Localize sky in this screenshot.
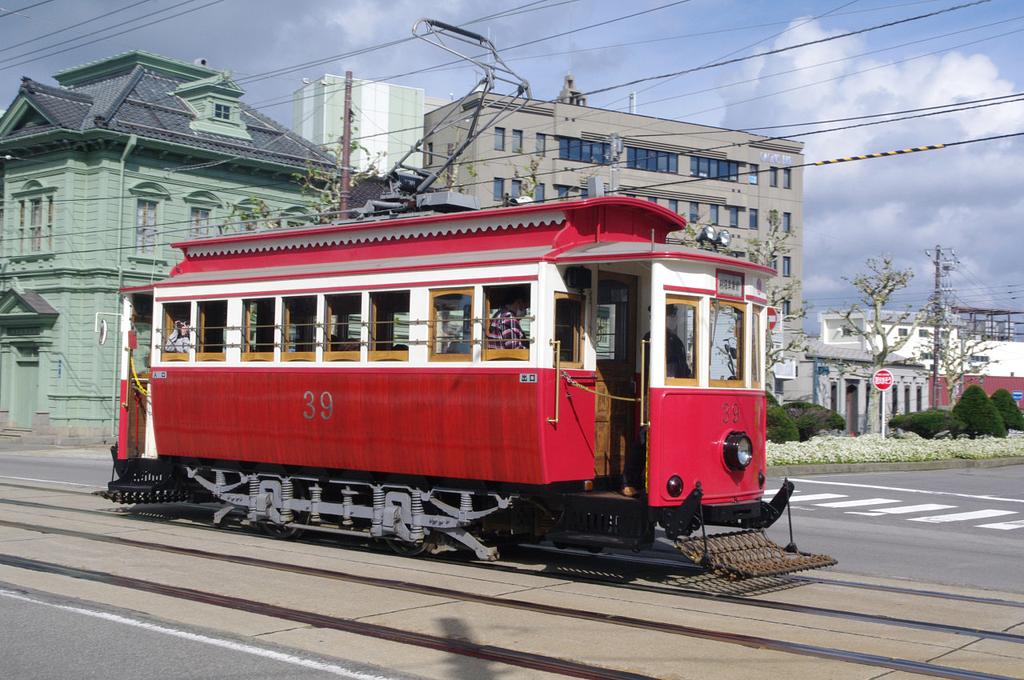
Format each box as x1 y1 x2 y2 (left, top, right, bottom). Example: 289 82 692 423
1 0 1022 328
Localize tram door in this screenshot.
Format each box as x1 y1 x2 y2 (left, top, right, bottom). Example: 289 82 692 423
594 273 637 479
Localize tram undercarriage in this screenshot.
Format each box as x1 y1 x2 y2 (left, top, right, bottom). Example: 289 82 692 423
104 456 836 578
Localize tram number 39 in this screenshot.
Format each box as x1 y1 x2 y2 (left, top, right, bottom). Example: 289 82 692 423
722 402 741 424
302 390 334 421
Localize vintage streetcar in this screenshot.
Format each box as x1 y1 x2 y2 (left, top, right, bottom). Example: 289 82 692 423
106 196 834 578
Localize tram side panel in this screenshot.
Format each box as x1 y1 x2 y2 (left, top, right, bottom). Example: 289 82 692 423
647 388 767 508
150 366 598 485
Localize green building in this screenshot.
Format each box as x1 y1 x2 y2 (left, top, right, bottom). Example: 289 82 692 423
0 51 330 443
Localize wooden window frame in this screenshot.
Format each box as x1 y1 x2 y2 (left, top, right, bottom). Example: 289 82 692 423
161 303 191 362
324 293 362 362
665 295 700 387
429 287 474 362
369 290 410 362
483 284 530 362
751 305 763 389
553 292 584 369
241 298 276 362
281 295 317 362
708 299 746 388
196 300 227 362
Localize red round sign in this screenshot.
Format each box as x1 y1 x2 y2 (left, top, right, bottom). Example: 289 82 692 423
872 369 895 391
767 307 779 331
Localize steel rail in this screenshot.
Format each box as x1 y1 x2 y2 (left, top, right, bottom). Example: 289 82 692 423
0 518 1020 679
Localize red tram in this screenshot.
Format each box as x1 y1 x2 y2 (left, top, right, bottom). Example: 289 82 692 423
107 196 831 577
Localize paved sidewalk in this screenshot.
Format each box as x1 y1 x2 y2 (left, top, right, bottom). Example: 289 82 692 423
0 444 111 460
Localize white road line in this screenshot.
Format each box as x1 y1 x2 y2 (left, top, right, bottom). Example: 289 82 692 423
789 478 1024 504
0 475 94 487
909 509 1017 524
816 498 900 508
787 493 846 503
0 589 395 680
976 519 1024 530
872 504 957 515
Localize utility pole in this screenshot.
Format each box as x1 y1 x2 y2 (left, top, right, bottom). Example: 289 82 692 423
925 245 958 408
608 132 623 194
339 70 353 214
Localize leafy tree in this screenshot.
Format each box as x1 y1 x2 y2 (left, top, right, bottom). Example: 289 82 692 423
831 256 921 433
767 405 800 443
990 389 1024 431
952 385 1006 438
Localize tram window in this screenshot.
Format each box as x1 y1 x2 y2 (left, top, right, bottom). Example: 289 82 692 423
665 297 698 385
325 293 362 361
709 300 745 386
131 294 153 371
596 279 630 362
484 284 530 361
553 292 583 367
370 290 410 361
196 300 227 361
161 302 191 361
282 296 317 361
242 298 275 361
752 306 763 388
430 288 473 361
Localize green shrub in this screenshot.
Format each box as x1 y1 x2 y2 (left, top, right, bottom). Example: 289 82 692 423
953 385 1007 439
767 405 799 443
889 409 965 439
766 390 780 407
784 401 846 441
990 389 1024 431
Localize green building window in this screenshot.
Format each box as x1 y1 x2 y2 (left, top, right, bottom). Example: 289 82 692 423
136 199 158 254
190 207 211 238
214 103 231 120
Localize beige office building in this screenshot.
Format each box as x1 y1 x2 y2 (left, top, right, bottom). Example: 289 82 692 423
422 76 805 326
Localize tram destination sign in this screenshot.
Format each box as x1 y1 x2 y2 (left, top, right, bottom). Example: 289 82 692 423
872 369 895 391
716 269 744 301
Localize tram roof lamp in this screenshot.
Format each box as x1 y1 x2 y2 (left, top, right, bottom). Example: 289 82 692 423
716 229 732 249
696 225 717 246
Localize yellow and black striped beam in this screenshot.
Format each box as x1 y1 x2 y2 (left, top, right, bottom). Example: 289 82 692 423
814 144 946 165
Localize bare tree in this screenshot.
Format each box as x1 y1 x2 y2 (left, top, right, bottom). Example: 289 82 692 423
916 321 994 405
297 135 383 223
832 256 921 432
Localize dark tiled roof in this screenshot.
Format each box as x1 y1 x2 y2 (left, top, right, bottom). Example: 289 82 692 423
2 58 331 171
19 291 59 316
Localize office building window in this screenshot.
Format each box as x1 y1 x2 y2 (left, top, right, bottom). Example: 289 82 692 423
749 208 759 229
783 168 792 189
558 136 609 164
668 199 678 213
511 129 523 153
689 156 739 181
535 133 546 154
728 206 739 228
783 212 792 232
492 178 505 202
494 127 506 151
627 147 678 173
769 167 778 187
782 256 791 277
782 299 791 315
689 202 699 223
709 204 719 225
648 196 658 204
534 183 545 201
510 179 522 199
555 184 571 199
748 163 759 185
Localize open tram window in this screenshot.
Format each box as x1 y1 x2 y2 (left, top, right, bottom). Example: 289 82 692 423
430 288 473 361
282 295 317 361
751 306 763 388
325 293 362 361
130 293 153 371
196 300 227 361
242 298 275 361
665 296 698 385
553 292 583 368
596 278 630 362
484 284 531 361
709 300 745 386
161 301 191 361
370 290 409 361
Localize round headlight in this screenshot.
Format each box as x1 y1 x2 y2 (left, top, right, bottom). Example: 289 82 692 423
724 432 754 471
666 475 684 497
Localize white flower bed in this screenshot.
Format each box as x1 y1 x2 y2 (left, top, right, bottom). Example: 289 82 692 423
767 433 1024 466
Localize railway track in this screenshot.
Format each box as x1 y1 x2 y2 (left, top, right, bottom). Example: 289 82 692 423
0 516 1020 680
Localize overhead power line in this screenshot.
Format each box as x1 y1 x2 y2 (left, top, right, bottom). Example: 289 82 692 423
0 0 55 19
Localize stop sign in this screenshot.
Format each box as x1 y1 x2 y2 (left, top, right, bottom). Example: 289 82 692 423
767 307 779 330
872 369 895 391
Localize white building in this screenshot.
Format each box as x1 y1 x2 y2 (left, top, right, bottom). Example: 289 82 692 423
292 75 447 172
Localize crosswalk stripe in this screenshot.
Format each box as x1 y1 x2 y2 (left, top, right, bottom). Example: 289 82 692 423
976 519 1024 530
909 509 1017 523
816 498 900 508
870 504 956 515
788 493 847 503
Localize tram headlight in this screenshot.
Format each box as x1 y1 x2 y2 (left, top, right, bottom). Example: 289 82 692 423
666 475 684 497
723 432 753 471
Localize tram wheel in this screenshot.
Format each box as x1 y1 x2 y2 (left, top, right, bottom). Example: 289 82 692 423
385 538 427 557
